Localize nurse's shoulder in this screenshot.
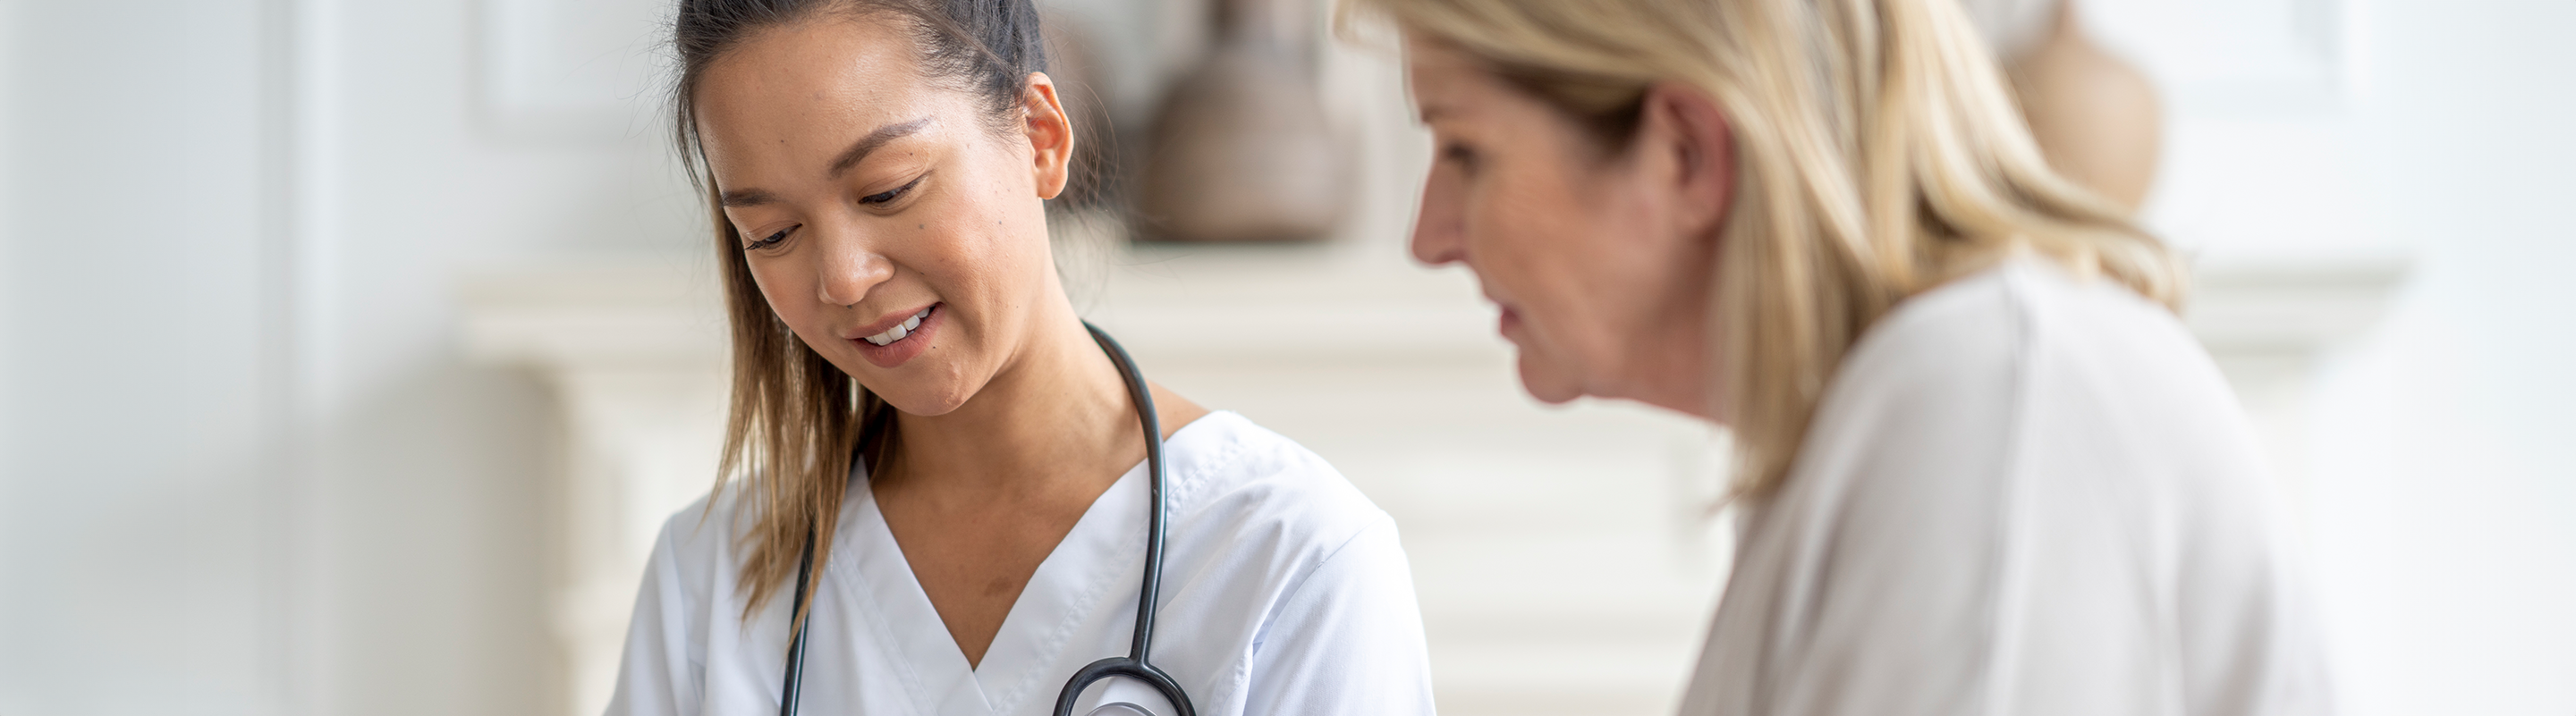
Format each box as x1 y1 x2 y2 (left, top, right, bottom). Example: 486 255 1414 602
1160 410 1396 573
1155 410 1434 713
606 483 765 715
632 485 759 619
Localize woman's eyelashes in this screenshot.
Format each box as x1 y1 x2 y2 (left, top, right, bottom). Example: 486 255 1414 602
860 173 927 206
745 225 794 251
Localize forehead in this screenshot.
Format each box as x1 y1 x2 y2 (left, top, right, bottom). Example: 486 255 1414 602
692 17 949 174
1402 33 1512 121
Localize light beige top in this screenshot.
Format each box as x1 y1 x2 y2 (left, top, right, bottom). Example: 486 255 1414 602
1680 259 2334 715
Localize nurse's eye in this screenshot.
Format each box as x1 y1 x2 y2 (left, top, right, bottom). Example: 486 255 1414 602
861 174 926 206
744 226 793 251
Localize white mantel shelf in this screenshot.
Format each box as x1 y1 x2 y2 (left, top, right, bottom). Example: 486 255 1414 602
2186 254 2411 354
466 248 2409 368
462 247 2406 716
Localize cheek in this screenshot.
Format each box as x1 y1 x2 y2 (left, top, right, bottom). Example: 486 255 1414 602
1595 178 1714 331
1468 171 1574 290
1448 173 1614 405
1478 171 1618 337
888 146 1059 369
744 255 834 344
927 164 1051 304
743 255 801 318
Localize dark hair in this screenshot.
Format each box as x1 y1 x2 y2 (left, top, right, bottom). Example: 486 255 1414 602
667 0 1052 620
674 0 1047 174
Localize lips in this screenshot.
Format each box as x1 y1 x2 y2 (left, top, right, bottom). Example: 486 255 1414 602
1478 282 1516 335
860 307 931 346
848 303 942 369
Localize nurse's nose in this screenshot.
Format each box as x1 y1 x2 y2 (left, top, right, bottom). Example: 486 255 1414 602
814 229 894 307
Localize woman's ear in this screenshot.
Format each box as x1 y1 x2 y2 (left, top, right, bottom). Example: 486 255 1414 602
1639 82 1737 237
1021 72 1074 200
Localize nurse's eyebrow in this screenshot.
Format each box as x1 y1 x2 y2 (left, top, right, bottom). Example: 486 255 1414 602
826 116 934 179
719 188 779 208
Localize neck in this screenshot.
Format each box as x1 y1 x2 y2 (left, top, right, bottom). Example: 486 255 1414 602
1624 273 1720 421
1630 345 1716 421
878 297 1143 505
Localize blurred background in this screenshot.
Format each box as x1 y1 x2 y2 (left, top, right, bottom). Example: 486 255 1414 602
0 0 2569 714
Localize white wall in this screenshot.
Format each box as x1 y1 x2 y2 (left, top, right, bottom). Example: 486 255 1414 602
0 1 286 712
287 0 704 712
2085 0 2576 712
0 0 696 713
2302 1 2576 712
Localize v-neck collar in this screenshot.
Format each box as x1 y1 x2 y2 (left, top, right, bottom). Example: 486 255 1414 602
834 457 1155 716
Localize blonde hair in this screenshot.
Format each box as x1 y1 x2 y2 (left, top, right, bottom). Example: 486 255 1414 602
1343 0 2185 498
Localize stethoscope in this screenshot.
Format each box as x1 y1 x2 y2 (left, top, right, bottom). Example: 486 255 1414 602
777 322 1198 716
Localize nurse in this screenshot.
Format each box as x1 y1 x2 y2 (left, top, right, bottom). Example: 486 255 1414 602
1350 0 2334 713
605 1 1436 714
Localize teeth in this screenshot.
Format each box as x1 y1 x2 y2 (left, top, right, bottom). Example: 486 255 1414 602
862 307 934 346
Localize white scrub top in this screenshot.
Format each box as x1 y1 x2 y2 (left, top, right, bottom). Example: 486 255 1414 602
1680 259 2334 716
606 411 1436 716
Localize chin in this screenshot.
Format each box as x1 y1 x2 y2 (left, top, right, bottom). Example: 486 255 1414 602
860 378 976 417
1514 354 1584 405
831 357 976 417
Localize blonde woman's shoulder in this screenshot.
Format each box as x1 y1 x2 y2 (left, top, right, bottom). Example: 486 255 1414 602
1843 256 2214 394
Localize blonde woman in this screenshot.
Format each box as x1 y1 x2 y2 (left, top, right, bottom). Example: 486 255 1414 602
1343 0 2332 713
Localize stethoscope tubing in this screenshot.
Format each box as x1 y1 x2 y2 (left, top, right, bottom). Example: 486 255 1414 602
781 529 816 715
1052 322 1196 716
775 323 1196 716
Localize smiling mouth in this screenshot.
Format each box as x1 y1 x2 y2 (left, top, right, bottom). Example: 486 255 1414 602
860 307 933 346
